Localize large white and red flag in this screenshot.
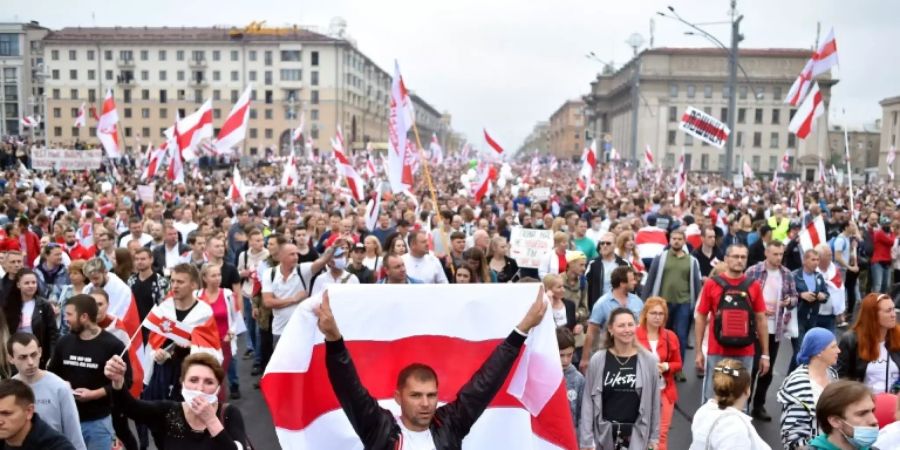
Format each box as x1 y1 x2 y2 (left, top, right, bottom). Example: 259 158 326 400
799 216 826 253
364 154 377 180
228 166 247 203
97 89 121 158
472 163 492 203
429 133 444 165
643 145 654 168
292 111 306 144
20 115 40 128
820 262 846 316
635 225 669 261
214 84 252 155
788 82 824 140
387 61 415 193
673 151 687 207
282 156 300 187
74 102 87 128
811 28 839 77
785 59 814 107
87 273 143 396
261 284 576 450
332 127 366 202
144 298 222 384
175 99 213 161
166 136 185 184
141 145 166 181
577 140 598 195
483 129 505 155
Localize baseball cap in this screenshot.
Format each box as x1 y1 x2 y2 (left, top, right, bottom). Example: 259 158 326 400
352 242 365 251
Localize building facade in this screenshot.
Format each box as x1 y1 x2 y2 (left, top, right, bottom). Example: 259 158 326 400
0 22 50 137
519 121 550 154
410 92 442 148
584 47 832 175
548 99 585 159
827 125 880 179
881 96 900 181
41 24 428 156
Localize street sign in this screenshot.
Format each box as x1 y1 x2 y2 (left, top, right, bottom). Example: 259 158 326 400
679 106 731 149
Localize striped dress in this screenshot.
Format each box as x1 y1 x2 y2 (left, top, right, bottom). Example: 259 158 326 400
776 365 838 450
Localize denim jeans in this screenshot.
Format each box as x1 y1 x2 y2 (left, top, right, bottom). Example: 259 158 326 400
702 354 754 410
243 296 257 354
666 302 692 363
871 262 891 295
81 415 114 450
228 345 239 389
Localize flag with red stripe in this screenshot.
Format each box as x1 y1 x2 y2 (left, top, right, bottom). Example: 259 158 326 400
788 82 824 140
261 284 576 450
89 273 144 396
799 216 826 253
483 128 505 155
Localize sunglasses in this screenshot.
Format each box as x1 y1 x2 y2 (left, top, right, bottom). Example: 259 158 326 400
598 242 613 246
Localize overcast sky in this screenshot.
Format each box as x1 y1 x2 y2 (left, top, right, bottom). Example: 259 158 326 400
5 0 898 153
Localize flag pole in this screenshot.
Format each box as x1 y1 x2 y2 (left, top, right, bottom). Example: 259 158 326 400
842 108 855 218
409 123 454 275
120 326 142 358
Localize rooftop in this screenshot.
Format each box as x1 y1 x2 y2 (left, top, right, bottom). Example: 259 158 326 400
43 26 340 44
643 47 813 58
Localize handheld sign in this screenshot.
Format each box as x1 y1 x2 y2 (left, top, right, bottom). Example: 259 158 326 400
679 106 731 149
509 227 553 269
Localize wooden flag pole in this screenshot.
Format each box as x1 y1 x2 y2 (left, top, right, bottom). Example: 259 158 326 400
409 123 454 276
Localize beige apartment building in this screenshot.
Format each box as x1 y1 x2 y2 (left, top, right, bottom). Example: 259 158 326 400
584 47 833 176
0 22 50 137
881 96 900 180
827 125 880 180
548 99 585 159
41 24 444 157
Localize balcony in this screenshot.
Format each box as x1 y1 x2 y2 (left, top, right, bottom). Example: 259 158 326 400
117 59 135 68
116 75 136 87
189 79 209 88
188 58 207 68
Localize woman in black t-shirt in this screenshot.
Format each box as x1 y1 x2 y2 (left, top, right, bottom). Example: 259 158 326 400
580 307 660 450
106 352 250 450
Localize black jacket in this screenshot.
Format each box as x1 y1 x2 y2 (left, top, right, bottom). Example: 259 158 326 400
151 242 190 274
837 331 900 389
2 413 75 449
325 330 527 450
748 240 766 269
585 255 629 312
346 263 375 284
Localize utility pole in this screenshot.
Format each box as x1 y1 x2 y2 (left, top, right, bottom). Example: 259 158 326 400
724 0 743 177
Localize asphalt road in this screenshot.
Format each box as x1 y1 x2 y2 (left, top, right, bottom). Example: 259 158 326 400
223 331 792 450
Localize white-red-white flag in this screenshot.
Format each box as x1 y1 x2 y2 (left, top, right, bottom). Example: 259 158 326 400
577 140 598 196
796 188 805 215
282 157 300 187
811 28 839 77
819 159 827 184
20 115 40 128
145 299 223 376
292 111 305 143
175 99 213 161
97 89 121 158
821 262 846 315
260 285 575 450
364 188 382 232
785 59 814 107
799 216 826 253
214 84 252 155
387 61 415 193
332 127 366 202
228 166 246 203
788 82 824 140
743 161 755 179
636 225 669 261
643 145 654 167
483 128 505 155
429 133 444 165
674 151 687 206
166 127 185 184
472 163 492 203
74 102 87 128
365 154 377 180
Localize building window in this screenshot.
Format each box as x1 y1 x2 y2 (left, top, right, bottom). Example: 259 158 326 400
770 132 779 148
70 107 78 117
789 108 797 121
754 108 763 124
773 86 783 101
753 132 762 147
769 156 777 171
140 50 148 61
752 155 761 170
51 49 59 60
212 50 220 61
141 70 149 81
701 153 709 170
70 89 78 100
159 70 167 81
194 90 202 103
69 69 77 80
720 107 728 122
249 71 256 82
71 127 79 137
264 109 273 119
722 85 731 99
141 108 150 118
104 50 113 60
120 50 133 61
88 89 96 102
704 85 712 98
177 71 185 81
87 69 95 80
687 84 696 98
311 109 319 120
51 69 59 80
231 90 239 102
159 50 167 61
311 71 319 86
0 35 21 56
249 128 257 139
249 50 257 61
668 130 677 145
213 90 220 101
311 51 319 66
685 134 694 146
213 109 221 120
788 133 796 148
52 88 60 100
264 51 273 66
739 85 748 99
264 90 273 104
281 50 301 62
310 126 319 139
105 70 113 80
123 108 132 119
249 109 257 119
668 106 677 122
160 108 167 119
231 50 238 61
311 90 319 104
265 128 273 139
68 50 77 60
737 108 746 124
53 107 61 118
176 50 184 61
280 69 301 81
736 131 743 147
212 71 220 81
265 71 273 85
755 87 765 100
87 50 95 60
54 126 62 137
669 84 678 97
159 90 167 103
124 127 132 138
772 109 781 124
141 89 149 100
231 71 239 82
141 127 150 137
192 50 204 62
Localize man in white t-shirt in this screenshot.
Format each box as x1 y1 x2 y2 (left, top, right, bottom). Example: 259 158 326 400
744 240 797 422
311 241 359 295
262 243 332 346
402 230 448 284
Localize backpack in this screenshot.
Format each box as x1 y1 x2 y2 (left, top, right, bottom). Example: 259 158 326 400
711 275 756 348
269 263 321 294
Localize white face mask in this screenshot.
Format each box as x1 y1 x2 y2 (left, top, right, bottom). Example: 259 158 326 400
182 387 219 404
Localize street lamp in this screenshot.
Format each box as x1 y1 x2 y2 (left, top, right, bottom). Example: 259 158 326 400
658 1 743 177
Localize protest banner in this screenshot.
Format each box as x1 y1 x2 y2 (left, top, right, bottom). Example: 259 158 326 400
678 106 731 149
509 227 553 269
31 148 103 170
530 187 550 201
137 184 155 203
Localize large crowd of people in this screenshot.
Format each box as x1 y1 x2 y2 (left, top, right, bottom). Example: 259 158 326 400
4 132 900 449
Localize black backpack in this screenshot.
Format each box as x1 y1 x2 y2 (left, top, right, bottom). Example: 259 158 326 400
711 275 756 348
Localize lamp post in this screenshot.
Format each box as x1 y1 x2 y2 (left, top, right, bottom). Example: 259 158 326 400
658 1 743 177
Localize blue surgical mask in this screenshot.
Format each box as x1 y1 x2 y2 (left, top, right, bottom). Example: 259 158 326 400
841 421 878 448
333 258 348 270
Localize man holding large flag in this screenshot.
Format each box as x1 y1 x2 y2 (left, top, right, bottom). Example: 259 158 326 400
314 287 553 449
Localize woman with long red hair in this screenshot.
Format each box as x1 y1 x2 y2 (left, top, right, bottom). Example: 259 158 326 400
837 293 900 394
636 296 681 450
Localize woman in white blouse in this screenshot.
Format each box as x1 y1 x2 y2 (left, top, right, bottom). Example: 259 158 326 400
689 359 771 450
